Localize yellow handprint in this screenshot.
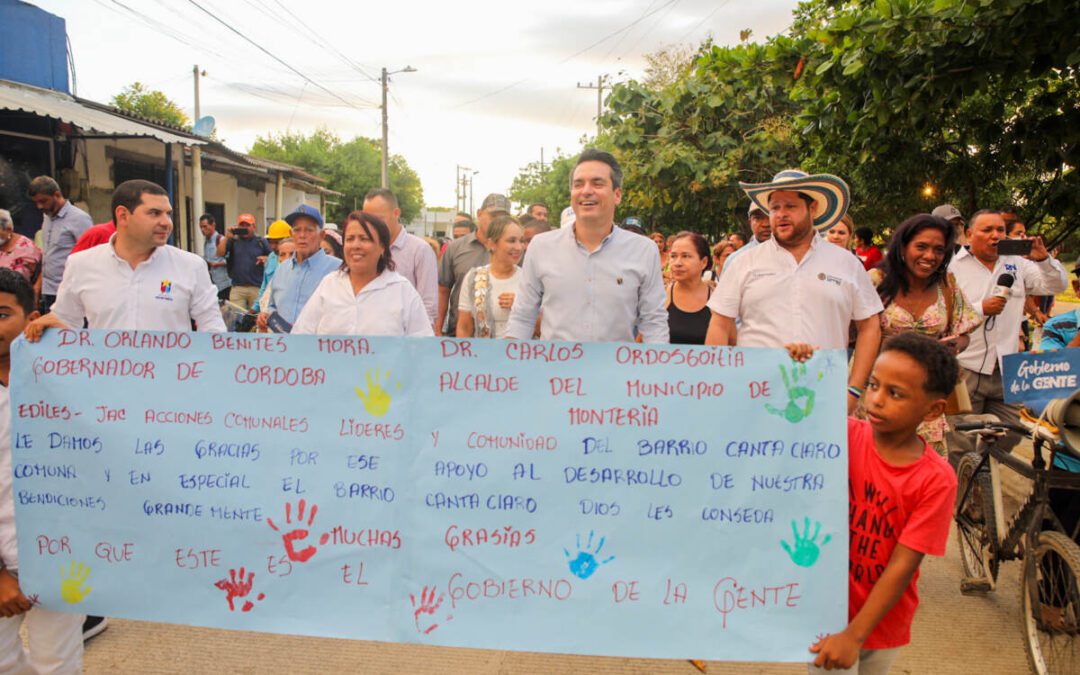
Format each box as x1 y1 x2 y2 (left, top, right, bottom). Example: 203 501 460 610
355 369 398 418
60 561 92 604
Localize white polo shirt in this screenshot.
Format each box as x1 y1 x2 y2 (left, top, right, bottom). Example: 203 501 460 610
949 249 1067 374
51 237 226 332
708 236 882 349
291 269 434 337
0 386 15 570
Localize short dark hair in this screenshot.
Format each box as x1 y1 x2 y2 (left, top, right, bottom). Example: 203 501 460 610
880 332 959 398
364 188 398 209
528 202 548 213
854 226 875 245
671 231 712 271
28 176 61 197
343 211 395 274
112 180 168 221
966 209 1000 231
453 219 476 232
524 220 551 235
1006 219 1027 236
573 148 622 190
0 268 35 315
199 213 216 225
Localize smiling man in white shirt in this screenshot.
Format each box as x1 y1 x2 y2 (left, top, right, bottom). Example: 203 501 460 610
705 170 882 414
946 209 1067 456
505 149 668 343
25 180 226 338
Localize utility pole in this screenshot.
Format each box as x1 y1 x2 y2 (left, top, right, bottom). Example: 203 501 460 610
469 170 478 216
192 64 205 249
576 74 607 136
380 66 417 189
540 147 545 173
380 68 389 188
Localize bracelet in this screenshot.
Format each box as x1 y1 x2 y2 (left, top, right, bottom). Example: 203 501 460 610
847 386 864 398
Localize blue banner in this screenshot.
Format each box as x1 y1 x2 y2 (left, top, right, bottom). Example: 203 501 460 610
1003 349 1080 407
10 331 847 661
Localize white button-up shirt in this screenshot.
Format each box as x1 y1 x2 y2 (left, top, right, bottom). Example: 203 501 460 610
291 269 434 337
505 225 669 343
0 386 15 570
51 237 226 332
949 249 1067 373
709 236 882 349
389 229 438 325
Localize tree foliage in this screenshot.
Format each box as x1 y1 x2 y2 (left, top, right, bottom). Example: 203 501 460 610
249 128 424 224
111 82 191 129
532 0 1079 244
507 152 577 219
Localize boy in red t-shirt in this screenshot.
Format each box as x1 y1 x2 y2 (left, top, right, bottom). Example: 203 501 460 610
810 333 958 673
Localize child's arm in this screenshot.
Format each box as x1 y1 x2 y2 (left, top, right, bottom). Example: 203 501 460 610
0 566 32 617
810 543 924 670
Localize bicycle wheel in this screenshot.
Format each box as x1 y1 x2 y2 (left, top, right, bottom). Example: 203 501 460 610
955 452 998 592
1021 530 1080 675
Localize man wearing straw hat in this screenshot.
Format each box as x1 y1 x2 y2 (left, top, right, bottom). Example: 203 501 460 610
705 169 883 413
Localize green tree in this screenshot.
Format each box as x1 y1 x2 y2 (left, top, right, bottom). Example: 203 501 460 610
111 82 190 129
508 152 576 220
250 128 424 224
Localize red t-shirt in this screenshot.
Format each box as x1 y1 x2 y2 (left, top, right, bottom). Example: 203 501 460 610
70 221 116 254
847 418 956 649
854 245 883 271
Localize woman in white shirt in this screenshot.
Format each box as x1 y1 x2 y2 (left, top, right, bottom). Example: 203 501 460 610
456 215 524 338
292 211 433 336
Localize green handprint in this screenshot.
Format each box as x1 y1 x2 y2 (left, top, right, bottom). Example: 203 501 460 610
60 561 92 604
355 369 398 418
781 518 831 568
765 361 817 423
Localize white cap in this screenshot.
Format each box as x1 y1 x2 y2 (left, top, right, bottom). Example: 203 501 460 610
323 222 340 232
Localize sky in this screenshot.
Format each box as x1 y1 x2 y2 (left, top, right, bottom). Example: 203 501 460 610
32 0 800 210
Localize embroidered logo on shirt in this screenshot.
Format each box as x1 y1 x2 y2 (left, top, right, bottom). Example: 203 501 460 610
156 279 174 302
816 272 842 287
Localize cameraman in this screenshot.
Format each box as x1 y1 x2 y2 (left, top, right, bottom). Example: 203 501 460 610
215 213 270 312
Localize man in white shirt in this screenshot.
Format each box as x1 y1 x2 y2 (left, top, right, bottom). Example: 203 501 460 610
505 149 668 343
362 188 438 329
25 180 226 338
946 209 1067 455
705 169 882 414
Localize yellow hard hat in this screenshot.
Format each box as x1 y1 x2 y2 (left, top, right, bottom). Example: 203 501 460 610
267 220 292 239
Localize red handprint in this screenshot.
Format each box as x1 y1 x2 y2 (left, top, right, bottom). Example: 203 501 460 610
409 585 450 635
267 499 329 563
213 567 265 612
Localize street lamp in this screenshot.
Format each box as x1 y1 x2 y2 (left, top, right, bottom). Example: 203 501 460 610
381 66 417 188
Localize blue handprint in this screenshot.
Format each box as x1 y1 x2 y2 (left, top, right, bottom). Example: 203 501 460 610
564 531 615 580
781 517 831 568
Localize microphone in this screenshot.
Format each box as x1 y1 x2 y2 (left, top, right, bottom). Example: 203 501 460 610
991 273 1015 299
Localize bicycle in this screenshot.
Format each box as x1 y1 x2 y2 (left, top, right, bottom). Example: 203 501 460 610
953 416 1080 675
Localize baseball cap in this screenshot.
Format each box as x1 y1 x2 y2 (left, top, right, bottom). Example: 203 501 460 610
747 203 767 217
236 213 256 226
284 204 325 228
932 204 964 222
480 193 511 214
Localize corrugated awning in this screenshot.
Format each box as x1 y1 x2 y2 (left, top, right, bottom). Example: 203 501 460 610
0 79 207 146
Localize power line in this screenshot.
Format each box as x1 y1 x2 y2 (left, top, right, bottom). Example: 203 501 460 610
269 0 380 83
185 0 374 111
452 0 679 109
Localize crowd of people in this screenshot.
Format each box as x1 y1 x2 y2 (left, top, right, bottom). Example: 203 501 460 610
0 147 1077 673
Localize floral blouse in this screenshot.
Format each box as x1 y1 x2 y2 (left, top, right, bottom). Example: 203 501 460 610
0 234 42 284
870 269 982 340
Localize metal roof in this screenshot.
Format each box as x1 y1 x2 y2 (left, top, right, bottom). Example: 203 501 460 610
0 79 207 146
